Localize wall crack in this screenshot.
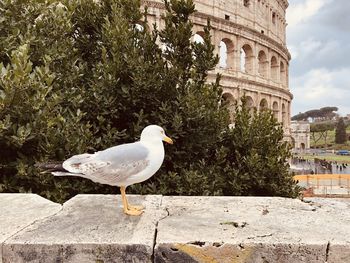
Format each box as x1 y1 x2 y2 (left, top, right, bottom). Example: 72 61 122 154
325 241 330 262
152 196 170 262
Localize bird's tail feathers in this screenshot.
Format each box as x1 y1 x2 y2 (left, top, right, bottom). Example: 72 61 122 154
36 161 89 179
35 162 65 172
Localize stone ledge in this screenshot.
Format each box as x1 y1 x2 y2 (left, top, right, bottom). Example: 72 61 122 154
0 194 62 263
2 194 165 263
1 194 350 263
155 197 350 263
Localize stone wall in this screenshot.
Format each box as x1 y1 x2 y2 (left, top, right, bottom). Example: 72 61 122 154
2 194 350 263
142 0 292 135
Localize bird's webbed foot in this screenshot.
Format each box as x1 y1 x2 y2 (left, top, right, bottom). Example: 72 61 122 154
124 207 144 216
128 204 145 211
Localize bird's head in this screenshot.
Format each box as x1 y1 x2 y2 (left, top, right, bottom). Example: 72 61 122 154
140 125 173 144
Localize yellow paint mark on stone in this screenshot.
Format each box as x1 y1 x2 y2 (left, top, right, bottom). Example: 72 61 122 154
174 243 254 263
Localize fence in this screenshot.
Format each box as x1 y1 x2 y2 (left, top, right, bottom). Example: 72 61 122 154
294 174 350 197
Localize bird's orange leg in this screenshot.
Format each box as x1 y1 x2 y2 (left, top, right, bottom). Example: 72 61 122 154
123 187 145 211
120 186 143 216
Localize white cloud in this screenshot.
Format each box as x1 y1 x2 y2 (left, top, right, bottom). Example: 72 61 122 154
287 0 331 27
288 0 350 116
288 45 299 59
291 67 350 115
290 38 339 60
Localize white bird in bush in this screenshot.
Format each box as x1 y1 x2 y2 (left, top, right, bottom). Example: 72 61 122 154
38 125 173 216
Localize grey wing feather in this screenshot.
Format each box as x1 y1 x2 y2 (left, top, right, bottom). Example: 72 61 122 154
62 142 150 185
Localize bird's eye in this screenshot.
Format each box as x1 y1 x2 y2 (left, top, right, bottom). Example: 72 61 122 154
161 130 164 134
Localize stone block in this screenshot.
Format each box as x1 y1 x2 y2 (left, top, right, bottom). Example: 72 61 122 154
0 194 62 263
154 196 350 263
3 194 165 263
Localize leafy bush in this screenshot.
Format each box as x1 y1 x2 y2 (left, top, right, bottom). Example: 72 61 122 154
335 118 347 144
0 0 299 202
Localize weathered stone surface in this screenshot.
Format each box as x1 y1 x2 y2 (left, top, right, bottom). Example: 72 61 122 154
306 198 350 263
2 195 350 263
0 194 62 263
3 194 165 263
155 196 350 263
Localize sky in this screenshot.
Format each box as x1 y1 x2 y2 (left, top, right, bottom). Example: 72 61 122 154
286 0 350 116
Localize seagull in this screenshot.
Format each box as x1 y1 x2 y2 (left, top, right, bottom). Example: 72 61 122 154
38 125 173 216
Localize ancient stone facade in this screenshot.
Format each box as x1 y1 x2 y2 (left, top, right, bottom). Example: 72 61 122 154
290 121 311 152
142 0 292 134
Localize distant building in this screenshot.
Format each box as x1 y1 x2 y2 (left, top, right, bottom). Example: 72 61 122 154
290 121 310 152
143 0 292 137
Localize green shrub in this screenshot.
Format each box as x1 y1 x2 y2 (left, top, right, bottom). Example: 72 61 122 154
0 0 299 202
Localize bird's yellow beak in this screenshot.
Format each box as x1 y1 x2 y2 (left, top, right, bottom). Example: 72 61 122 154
163 135 173 144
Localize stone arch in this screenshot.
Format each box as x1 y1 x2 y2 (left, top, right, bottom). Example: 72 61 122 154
192 33 205 58
282 103 287 126
222 92 236 122
272 101 279 120
240 44 254 73
219 38 234 69
257 50 268 77
243 95 255 114
280 61 286 86
259 98 268 112
193 32 205 43
270 56 279 81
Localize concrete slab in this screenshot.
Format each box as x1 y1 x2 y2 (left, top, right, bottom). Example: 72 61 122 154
155 196 350 263
0 194 62 263
3 194 165 263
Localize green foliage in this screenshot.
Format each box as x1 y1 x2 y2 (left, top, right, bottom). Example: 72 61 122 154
310 122 335 133
215 98 299 197
310 122 335 149
335 118 347 144
292 107 338 121
0 0 299 201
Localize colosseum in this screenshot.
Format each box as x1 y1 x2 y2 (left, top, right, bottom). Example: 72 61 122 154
143 0 292 135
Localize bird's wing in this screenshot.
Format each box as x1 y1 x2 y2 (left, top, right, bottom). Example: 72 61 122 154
62 142 150 185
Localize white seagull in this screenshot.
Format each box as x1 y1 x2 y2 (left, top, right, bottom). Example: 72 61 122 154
39 125 173 216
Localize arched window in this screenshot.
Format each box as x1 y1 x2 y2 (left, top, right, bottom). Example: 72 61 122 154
270 56 278 81
272 101 279 120
280 61 286 86
192 33 205 60
222 93 236 122
244 96 255 114
282 103 287 127
258 50 268 77
193 33 204 44
219 38 234 69
219 41 227 68
259 98 268 112
240 44 253 73
244 0 250 7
